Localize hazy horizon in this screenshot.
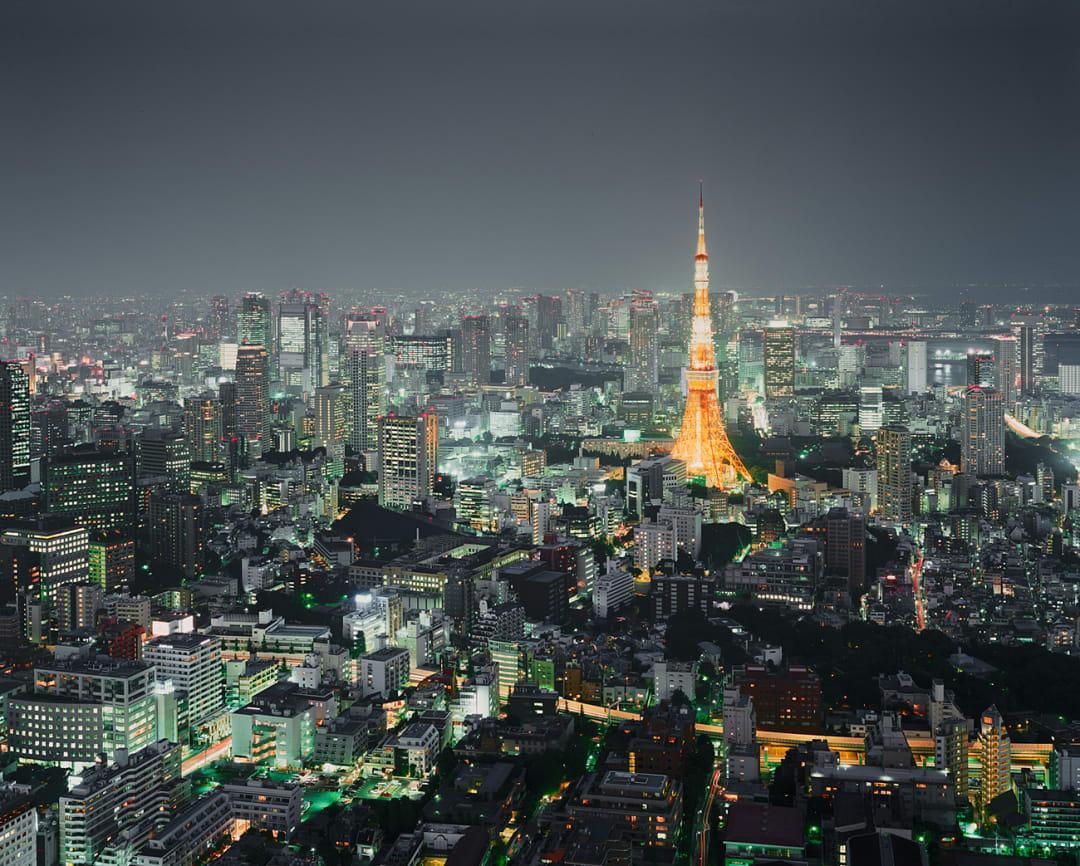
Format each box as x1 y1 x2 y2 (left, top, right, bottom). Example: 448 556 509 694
4 0 1079 298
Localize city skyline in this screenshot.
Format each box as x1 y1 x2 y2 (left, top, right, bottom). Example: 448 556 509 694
5 5 1080 866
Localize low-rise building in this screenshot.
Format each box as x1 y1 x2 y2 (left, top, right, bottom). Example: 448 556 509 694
222 779 302 839
230 684 316 768
567 771 682 849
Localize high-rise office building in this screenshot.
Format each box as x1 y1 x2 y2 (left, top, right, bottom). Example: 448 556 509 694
461 315 491 385
208 295 232 338
905 341 927 395
238 292 273 352
313 384 347 479
32 400 69 460
57 580 104 631
503 309 530 387
763 321 795 398
277 293 328 396
966 352 995 388
627 291 659 393
858 385 884 433
961 386 1005 477
235 344 270 459
992 335 1018 406
0 786 37 866
183 394 225 464
88 530 135 595
0 517 89 610
825 507 866 593
42 450 135 531
137 429 191 492
343 316 386 453
0 360 31 492
563 288 586 337
313 384 347 451
144 633 225 728
377 413 438 510
1019 323 1041 395
535 295 562 351
147 492 206 579
876 425 912 524
390 334 450 373
31 659 158 762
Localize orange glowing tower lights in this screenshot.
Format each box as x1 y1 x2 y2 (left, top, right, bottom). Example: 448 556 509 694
670 187 751 488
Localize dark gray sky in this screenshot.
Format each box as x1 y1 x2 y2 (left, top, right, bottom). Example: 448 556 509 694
3 0 1079 297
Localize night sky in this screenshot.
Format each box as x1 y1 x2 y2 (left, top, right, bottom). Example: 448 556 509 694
3 0 1079 298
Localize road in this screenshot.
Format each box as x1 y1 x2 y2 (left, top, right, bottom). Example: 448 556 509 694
911 550 927 632
697 766 723 866
182 736 232 776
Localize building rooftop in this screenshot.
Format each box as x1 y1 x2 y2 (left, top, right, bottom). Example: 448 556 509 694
600 771 667 793
724 802 805 848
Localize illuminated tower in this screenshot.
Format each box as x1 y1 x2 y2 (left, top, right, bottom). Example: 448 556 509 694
671 188 750 488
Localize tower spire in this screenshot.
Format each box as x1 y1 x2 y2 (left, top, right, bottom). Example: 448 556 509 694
671 184 751 489
697 181 707 259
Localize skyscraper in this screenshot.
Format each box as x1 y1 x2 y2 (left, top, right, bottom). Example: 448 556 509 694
876 425 912 524
277 292 328 396
137 428 191 492
627 291 659 393
762 321 795 398
992 335 1018 406
962 386 1005 477
377 413 438 510
314 383 347 479
208 295 232 339
563 288 586 338
905 341 927 395
237 292 272 351
0 360 31 492
670 188 750 488
535 295 562 351
235 343 270 459
503 309 530 387
42 450 135 531
462 315 491 385
858 385 884 433
343 316 386 453
825 507 866 593
1019 323 1041 395
147 491 206 579
966 352 995 388
88 530 135 595
183 394 225 464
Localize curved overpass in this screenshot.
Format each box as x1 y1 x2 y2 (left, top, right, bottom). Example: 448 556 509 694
557 698 1052 771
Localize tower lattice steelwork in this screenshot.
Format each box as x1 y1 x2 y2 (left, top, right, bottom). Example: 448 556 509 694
670 188 751 488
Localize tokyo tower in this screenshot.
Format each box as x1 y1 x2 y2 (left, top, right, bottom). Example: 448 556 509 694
670 187 751 488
